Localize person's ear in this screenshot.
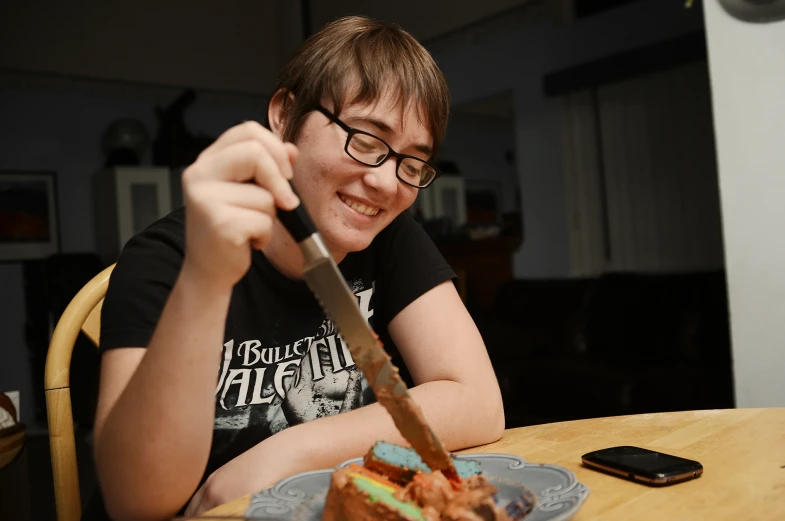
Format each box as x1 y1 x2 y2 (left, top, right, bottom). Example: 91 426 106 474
268 89 295 140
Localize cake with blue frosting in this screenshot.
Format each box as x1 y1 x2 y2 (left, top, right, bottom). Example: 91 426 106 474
322 441 534 521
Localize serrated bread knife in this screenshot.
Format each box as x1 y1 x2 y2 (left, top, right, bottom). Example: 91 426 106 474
278 198 459 482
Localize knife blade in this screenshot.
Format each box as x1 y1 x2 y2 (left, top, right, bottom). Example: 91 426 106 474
279 200 459 482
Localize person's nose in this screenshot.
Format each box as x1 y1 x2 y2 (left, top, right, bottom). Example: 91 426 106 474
363 157 399 197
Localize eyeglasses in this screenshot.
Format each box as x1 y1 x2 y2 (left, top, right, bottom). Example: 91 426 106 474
314 105 441 189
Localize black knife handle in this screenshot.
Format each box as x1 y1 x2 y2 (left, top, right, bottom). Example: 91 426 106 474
278 184 317 243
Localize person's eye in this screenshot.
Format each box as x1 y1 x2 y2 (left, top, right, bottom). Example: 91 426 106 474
351 135 378 152
401 162 422 180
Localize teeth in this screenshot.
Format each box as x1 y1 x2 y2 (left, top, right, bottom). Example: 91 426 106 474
339 194 380 216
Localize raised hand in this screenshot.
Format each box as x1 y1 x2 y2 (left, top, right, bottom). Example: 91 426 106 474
180 121 300 290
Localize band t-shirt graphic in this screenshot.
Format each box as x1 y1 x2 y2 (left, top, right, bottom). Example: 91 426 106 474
210 281 378 468
99 206 455 482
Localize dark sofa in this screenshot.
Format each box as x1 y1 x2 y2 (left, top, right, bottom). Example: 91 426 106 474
474 271 734 428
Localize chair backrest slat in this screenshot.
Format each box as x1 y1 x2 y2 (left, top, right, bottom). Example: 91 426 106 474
45 264 114 521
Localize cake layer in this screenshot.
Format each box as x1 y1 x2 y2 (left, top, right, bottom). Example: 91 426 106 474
323 464 424 521
365 441 481 484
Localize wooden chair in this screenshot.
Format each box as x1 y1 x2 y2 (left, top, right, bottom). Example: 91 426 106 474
44 264 115 521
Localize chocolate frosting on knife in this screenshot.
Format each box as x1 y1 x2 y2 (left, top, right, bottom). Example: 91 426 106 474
278 195 459 483
364 339 459 483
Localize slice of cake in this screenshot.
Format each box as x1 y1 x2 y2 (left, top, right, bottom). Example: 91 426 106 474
322 443 534 521
364 441 482 485
322 464 426 521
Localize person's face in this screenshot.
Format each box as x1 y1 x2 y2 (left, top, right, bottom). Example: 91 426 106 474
281 93 432 256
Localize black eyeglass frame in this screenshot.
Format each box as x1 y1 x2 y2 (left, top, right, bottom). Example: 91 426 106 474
314 105 441 189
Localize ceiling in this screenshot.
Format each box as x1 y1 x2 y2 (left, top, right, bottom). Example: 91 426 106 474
0 0 543 96
310 0 536 43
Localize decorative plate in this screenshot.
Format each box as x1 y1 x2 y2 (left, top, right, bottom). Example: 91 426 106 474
246 453 589 521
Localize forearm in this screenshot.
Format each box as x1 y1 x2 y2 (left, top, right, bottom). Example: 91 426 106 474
95 267 232 520
258 379 504 478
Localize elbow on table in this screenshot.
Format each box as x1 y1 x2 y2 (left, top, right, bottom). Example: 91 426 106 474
464 389 505 447
96 452 197 521
464 380 506 446
102 486 189 521
479 377 506 441
486 395 506 442
94 427 207 521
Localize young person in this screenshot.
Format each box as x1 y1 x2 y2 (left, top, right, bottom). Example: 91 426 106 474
90 16 504 521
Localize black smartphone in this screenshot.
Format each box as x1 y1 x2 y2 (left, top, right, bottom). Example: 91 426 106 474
581 446 703 486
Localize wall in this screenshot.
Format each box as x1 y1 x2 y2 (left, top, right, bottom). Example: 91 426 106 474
428 0 706 277
703 2 785 407
310 0 530 41
0 78 267 425
0 0 279 94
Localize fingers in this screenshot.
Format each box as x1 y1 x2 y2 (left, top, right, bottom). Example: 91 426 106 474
220 206 275 250
204 121 295 181
186 180 276 250
187 139 299 210
189 181 275 215
179 121 301 286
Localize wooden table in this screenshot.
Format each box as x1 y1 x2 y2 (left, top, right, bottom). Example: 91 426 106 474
205 408 785 520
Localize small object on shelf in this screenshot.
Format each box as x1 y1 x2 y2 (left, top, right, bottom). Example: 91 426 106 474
101 118 150 167
152 89 215 168
466 224 501 241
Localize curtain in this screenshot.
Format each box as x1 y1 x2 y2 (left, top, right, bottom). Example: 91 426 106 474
563 61 725 275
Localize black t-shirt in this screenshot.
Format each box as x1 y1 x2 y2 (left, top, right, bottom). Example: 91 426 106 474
87 206 454 519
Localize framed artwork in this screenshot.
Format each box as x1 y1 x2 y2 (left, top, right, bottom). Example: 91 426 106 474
93 167 172 263
0 171 60 262
409 177 468 227
430 175 467 227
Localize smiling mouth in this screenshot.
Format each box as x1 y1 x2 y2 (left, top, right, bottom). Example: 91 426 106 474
338 193 381 217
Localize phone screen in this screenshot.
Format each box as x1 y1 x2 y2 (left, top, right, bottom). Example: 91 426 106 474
583 446 702 482
593 446 691 472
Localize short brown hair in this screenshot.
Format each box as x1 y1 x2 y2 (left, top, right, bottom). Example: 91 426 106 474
271 16 450 158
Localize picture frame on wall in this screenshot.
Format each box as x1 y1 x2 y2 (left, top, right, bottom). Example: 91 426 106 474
430 175 467 227
0 171 60 262
93 167 172 264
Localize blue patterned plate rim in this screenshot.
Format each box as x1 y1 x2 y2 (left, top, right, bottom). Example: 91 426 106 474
247 453 590 521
